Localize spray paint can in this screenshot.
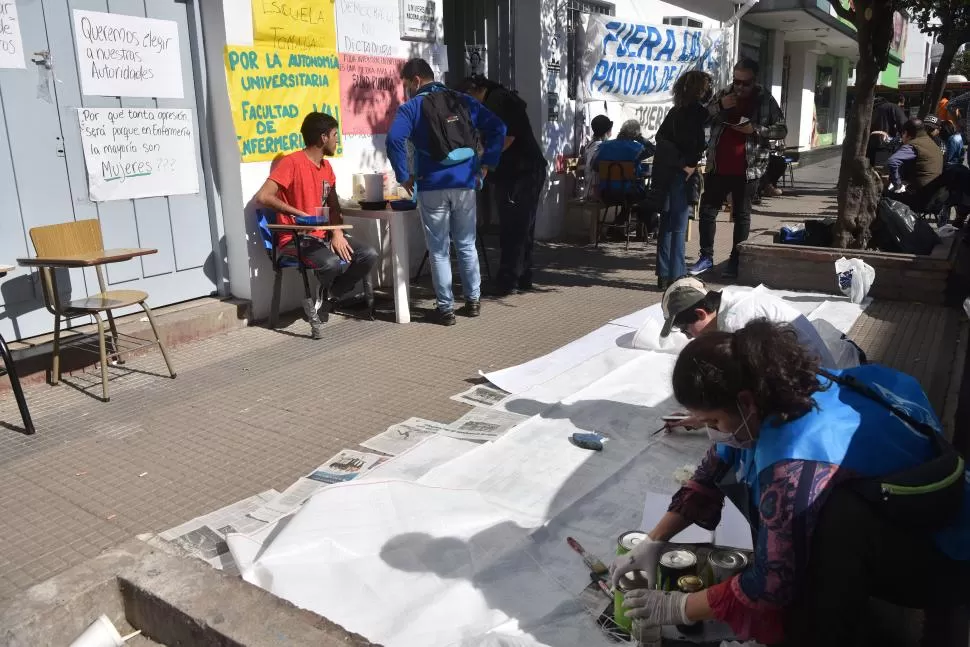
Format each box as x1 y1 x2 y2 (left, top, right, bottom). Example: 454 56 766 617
616 531 648 556
613 569 650 632
675 574 705 635
657 548 697 591
708 548 749 584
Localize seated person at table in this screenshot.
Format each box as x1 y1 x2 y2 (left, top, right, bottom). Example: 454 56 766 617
593 119 655 229
255 112 378 328
886 118 943 197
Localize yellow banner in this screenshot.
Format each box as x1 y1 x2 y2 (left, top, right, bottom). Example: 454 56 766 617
251 0 337 51
224 45 343 163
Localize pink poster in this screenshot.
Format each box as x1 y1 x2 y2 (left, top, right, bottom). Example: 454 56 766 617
339 54 406 135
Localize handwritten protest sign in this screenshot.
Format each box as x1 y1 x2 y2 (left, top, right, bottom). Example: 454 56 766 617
251 0 337 51
335 0 404 57
339 54 404 135
72 10 183 98
224 45 342 163
579 14 728 105
0 1 25 69
77 108 199 201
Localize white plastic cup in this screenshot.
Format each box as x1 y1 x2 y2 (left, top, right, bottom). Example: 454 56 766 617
69 615 124 647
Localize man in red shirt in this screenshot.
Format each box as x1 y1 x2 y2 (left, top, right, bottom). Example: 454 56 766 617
255 112 378 337
689 59 786 279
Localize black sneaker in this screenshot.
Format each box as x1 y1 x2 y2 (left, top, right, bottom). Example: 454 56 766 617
486 282 516 297
460 300 481 317
721 263 739 279
431 308 457 326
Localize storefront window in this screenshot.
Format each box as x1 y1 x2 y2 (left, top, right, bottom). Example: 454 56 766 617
739 22 770 88
814 56 836 147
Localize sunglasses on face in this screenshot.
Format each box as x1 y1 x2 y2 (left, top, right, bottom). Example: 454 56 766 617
733 78 754 87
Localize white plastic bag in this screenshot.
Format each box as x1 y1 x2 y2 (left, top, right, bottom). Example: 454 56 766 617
835 257 875 304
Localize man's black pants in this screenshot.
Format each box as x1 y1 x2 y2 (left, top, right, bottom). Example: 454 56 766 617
698 173 757 264
760 155 786 192
494 166 546 290
782 487 969 647
295 236 379 297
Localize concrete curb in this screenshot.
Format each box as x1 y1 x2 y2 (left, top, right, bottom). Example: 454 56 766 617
0 539 378 647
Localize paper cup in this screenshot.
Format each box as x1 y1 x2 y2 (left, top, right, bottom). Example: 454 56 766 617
69 614 124 647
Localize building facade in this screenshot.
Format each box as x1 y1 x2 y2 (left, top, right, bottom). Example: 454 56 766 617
0 0 883 340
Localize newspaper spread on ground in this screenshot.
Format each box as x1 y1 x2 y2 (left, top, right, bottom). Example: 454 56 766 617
439 408 528 441
157 489 279 575
248 450 384 523
450 384 509 408
360 418 444 456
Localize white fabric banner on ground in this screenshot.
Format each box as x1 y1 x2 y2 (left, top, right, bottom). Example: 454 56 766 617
578 13 730 105
227 293 869 647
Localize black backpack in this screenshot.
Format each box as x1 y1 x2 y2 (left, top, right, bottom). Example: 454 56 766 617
419 88 479 165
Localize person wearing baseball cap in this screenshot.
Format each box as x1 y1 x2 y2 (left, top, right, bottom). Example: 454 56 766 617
923 114 943 147
659 277 863 430
660 277 855 364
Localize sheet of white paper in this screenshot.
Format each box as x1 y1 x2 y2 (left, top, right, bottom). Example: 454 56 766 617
451 384 509 408
714 499 754 551
73 10 184 98
483 323 633 394
77 108 199 201
361 435 478 482
335 0 405 57
0 1 26 69
361 420 439 456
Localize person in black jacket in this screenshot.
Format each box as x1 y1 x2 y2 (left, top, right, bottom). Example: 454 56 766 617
867 94 906 166
653 70 712 290
459 75 548 296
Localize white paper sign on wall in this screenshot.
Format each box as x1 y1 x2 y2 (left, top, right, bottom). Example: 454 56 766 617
336 0 404 57
73 9 184 98
77 107 199 201
399 0 436 42
0 1 26 69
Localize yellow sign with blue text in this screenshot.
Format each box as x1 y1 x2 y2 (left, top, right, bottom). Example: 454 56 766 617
224 45 343 162
251 0 337 51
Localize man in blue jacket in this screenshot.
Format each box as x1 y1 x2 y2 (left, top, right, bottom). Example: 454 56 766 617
387 58 506 326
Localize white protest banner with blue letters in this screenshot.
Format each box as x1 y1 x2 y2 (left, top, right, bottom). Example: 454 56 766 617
579 13 730 105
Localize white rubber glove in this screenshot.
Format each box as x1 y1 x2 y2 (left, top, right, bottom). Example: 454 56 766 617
610 534 664 588
624 588 690 625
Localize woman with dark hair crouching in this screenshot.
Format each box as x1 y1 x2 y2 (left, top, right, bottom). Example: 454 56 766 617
651 70 712 290
611 319 970 646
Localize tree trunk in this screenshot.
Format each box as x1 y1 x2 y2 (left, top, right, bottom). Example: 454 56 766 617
833 0 893 249
920 37 960 118
834 35 880 247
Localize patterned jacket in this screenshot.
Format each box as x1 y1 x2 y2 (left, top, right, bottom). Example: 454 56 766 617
705 85 787 181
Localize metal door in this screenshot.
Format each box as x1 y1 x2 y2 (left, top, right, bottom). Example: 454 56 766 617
442 0 515 89
0 0 217 342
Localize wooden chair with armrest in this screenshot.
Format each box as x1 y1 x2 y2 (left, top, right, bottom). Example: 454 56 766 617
596 160 641 249
28 219 175 402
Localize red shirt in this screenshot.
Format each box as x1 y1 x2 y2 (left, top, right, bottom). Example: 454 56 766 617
268 150 337 248
714 96 752 176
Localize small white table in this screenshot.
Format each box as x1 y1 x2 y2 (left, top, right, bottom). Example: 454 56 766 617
341 206 419 324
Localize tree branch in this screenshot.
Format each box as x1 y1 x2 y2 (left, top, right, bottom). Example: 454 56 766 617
830 0 856 23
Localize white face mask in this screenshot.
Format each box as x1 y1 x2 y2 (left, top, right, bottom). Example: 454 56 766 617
705 402 756 449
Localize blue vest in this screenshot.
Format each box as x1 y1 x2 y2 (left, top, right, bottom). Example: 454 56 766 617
715 364 970 560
